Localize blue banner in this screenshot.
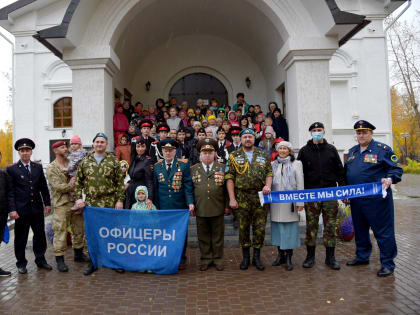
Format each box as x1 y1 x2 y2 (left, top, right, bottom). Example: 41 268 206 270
84 206 190 274
259 182 383 205
2 224 9 244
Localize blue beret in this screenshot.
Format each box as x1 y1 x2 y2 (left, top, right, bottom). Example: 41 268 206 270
93 132 108 142
239 128 255 137
354 120 376 131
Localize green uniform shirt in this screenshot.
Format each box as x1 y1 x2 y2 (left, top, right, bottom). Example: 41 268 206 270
46 159 73 207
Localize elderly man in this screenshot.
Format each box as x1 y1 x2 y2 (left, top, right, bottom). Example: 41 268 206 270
345 120 403 277
7 138 52 274
226 128 273 271
153 139 194 270
46 141 88 272
191 138 228 271
74 132 125 276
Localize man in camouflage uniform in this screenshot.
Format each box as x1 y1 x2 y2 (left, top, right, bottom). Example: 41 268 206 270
74 132 125 275
226 128 273 271
46 141 88 272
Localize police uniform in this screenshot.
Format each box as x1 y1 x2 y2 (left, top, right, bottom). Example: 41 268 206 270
153 139 194 267
191 139 227 270
345 120 403 276
6 138 52 272
225 128 273 270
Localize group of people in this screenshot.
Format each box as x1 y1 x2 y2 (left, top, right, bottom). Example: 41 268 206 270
0 96 403 279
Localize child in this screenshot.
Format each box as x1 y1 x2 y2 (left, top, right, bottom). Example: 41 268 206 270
113 104 129 146
120 160 130 188
258 126 276 157
115 134 131 164
131 186 156 210
68 135 88 211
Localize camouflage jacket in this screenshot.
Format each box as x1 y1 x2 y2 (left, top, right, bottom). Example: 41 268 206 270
74 152 125 207
46 159 73 208
225 147 273 191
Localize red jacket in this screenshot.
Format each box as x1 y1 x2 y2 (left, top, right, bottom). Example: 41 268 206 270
113 112 129 132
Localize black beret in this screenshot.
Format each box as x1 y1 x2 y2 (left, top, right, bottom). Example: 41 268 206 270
308 122 324 131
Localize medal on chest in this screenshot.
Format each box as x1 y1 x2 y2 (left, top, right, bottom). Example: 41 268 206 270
364 154 378 164
193 171 201 183
346 153 355 163
214 168 225 186
158 173 165 182
172 164 183 192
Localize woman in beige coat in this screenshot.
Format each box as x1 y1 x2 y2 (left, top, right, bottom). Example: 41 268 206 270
270 141 304 271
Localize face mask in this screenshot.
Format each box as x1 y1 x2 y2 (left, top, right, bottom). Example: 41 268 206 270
312 132 323 142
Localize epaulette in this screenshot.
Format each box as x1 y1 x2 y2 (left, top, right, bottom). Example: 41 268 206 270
377 143 390 151
32 161 41 164
177 158 188 163
154 160 163 166
152 141 159 144
190 163 199 169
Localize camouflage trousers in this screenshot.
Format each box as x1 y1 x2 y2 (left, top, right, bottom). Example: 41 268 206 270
236 190 269 249
53 203 84 256
305 200 338 247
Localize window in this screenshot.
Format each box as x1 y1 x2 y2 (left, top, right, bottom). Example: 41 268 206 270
53 97 72 128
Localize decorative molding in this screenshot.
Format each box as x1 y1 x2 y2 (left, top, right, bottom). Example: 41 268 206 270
66 57 119 77
280 49 336 70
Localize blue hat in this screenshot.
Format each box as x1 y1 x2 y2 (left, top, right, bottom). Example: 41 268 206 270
93 132 108 142
239 128 255 137
354 120 376 131
159 139 178 150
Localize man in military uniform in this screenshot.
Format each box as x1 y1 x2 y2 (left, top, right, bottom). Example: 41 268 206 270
345 120 403 277
191 138 228 271
7 138 53 274
138 119 155 154
149 123 170 164
74 132 125 275
153 139 194 270
46 141 88 272
226 128 273 271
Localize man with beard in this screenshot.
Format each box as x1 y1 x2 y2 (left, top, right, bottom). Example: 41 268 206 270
46 141 88 272
226 129 272 271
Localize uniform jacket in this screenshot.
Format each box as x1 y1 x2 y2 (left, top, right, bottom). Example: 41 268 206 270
7 160 51 216
46 159 73 208
297 139 345 189
227 143 242 154
191 162 227 217
74 152 125 208
153 157 194 209
270 160 304 222
216 140 231 164
345 139 403 189
125 154 153 209
149 141 182 165
225 147 273 191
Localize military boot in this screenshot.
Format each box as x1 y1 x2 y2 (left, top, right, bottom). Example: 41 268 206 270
302 245 316 268
55 256 69 272
240 247 250 270
252 248 265 271
74 248 90 262
83 262 97 276
272 247 286 266
325 247 340 270
285 249 293 271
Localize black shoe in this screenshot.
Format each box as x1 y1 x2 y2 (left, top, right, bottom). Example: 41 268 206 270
74 248 90 263
302 245 316 268
252 248 265 271
55 256 69 272
285 250 293 271
325 247 340 270
17 266 27 274
346 259 369 266
377 267 394 277
272 247 286 266
37 261 53 271
0 268 11 277
240 247 250 270
83 263 97 276
113 268 125 273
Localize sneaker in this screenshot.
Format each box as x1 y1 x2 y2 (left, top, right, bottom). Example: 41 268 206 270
0 268 12 277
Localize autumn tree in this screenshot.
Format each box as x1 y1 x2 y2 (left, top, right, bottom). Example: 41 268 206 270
0 121 13 168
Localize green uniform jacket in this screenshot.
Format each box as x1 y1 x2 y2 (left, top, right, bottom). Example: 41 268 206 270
74 152 125 208
191 162 227 217
225 147 273 191
46 159 73 208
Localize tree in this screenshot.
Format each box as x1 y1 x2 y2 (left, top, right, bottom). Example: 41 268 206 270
0 121 13 168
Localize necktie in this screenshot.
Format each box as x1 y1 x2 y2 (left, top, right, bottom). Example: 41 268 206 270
167 163 172 174
25 164 30 174
206 165 210 174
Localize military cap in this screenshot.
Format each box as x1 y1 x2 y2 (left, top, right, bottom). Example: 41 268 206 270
354 120 376 131
230 126 242 135
160 139 178 150
177 126 186 133
14 138 35 151
197 138 218 152
51 140 67 149
139 119 153 128
157 123 170 133
93 132 108 142
308 122 324 131
239 128 255 137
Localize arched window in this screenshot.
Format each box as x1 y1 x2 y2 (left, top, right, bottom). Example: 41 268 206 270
53 97 72 128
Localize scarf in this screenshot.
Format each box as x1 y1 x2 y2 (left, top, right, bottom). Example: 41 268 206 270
272 156 296 190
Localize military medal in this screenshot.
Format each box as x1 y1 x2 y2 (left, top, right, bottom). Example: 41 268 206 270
364 154 377 163
214 168 225 186
158 173 165 182
193 172 201 183
172 163 183 192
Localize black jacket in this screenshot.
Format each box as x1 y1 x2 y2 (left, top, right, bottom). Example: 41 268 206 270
125 154 153 209
297 139 345 189
273 117 289 141
6 160 51 216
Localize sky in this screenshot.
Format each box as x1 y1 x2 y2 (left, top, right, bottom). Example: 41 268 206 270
0 0 419 131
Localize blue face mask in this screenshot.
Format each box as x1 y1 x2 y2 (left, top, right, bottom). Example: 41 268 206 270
312 132 323 142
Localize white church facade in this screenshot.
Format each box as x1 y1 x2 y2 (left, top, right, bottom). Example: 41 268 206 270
0 0 406 165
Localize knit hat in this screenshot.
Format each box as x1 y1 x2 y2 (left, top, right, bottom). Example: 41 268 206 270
275 141 292 151
70 135 82 145
265 126 276 138
208 115 216 121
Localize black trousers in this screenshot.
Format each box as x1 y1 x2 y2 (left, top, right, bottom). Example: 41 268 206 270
14 212 47 268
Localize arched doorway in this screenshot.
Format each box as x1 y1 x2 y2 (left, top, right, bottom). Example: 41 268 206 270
169 73 229 107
